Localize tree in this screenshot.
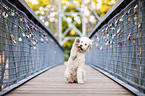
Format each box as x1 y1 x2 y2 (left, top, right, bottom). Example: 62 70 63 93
25 0 117 61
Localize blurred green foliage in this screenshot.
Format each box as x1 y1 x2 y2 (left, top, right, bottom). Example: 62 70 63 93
25 0 117 61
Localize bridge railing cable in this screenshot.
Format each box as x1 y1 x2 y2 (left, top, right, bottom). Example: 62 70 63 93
0 0 64 95
86 0 145 95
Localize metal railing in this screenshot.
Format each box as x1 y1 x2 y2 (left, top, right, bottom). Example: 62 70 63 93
0 0 64 95
86 0 145 95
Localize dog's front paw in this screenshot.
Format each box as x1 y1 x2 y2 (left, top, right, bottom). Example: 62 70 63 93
78 81 84 84
68 80 74 83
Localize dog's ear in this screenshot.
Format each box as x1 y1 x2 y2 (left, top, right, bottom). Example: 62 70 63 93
87 40 93 52
75 37 80 45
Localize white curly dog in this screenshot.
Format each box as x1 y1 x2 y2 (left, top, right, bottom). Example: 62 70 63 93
64 37 92 84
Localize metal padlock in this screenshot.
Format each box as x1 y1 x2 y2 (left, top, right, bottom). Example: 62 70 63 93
19 37 22 42
117 28 121 34
11 12 15 16
138 24 141 28
33 46 36 49
22 33 25 37
2 12 8 18
10 34 16 43
20 18 23 21
18 26 22 29
127 33 131 40
118 31 123 37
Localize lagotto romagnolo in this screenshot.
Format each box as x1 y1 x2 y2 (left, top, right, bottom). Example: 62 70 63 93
64 37 92 84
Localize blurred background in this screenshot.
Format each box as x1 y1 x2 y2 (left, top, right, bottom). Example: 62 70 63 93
25 0 117 61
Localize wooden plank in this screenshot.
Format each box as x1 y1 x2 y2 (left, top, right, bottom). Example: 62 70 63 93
5 65 134 96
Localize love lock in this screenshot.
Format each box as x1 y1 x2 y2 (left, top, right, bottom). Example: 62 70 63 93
10 34 16 43
2 12 8 18
19 37 22 42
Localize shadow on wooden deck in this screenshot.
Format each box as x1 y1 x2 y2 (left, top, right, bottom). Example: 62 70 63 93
5 64 134 96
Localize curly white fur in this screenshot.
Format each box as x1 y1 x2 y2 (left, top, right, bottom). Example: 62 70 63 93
64 37 92 84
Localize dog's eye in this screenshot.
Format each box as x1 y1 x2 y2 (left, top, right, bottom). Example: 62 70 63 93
85 43 87 46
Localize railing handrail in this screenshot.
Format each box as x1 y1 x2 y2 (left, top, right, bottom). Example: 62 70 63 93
7 0 64 51
0 0 64 95
89 0 133 38
86 0 145 95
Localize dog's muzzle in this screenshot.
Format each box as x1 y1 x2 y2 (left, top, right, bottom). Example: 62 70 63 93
78 45 83 52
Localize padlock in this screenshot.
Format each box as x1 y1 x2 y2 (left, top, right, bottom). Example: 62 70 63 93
117 28 121 34
27 25 29 29
100 46 103 50
110 40 113 45
97 36 100 41
34 27 37 31
10 34 16 43
128 9 131 14
120 43 123 46
22 33 25 37
105 41 109 45
108 23 112 29
10 34 14 39
40 38 44 42
127 33 131 40
26 35 30 38
29 34 32 38
18 26 22 29
23 18 26 23
118 31 123 37
11 12 15 16
138 24 141 28
20 18 23 21
32 41 36 45
2 12 8 18
128 17 130 21
112 33 116 39
95 43 98 47
118 42 123 46
111 27 115 30
15 13 19 17
132 40 135 44
34 39 37 42
40 34 43 37
19 38 22 42
33 46 36 49
119 17 123 21
103 36 106 39
30 25 34 28
12 39 16 43
115 19 119 25
134 5 138 13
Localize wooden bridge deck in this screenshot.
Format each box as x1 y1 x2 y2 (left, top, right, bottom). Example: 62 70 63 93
5 64 134 96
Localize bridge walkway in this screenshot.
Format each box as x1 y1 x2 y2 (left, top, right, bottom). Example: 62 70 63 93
5 64 134 96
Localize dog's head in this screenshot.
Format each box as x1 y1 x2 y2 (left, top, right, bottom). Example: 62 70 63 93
75 37 92 53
